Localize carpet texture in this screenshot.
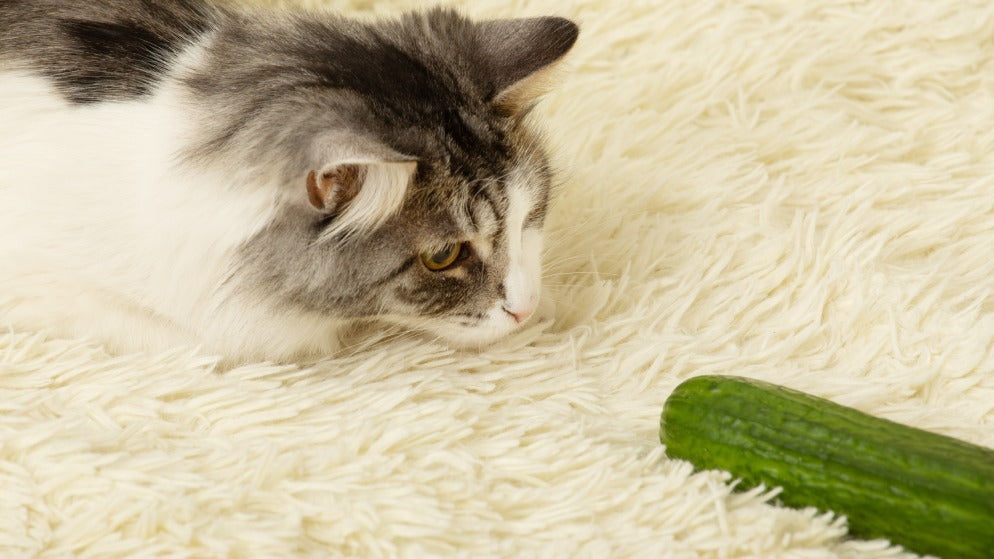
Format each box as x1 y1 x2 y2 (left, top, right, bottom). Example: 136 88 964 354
4 0 994 557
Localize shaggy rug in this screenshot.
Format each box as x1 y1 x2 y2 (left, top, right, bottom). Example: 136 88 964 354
3 0 994 557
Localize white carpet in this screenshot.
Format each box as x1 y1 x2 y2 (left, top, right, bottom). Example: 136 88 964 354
4 0 994 557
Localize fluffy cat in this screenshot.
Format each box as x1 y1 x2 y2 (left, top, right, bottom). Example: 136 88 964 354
0 0 579 363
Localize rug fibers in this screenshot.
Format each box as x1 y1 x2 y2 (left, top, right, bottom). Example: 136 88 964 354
3 0 994 557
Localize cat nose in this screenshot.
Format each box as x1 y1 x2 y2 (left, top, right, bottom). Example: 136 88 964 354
503 305 535 324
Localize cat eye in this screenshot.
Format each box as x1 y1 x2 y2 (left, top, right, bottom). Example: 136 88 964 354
421 243 465 271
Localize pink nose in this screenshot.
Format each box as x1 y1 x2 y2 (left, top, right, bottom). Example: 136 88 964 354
503 306 535 324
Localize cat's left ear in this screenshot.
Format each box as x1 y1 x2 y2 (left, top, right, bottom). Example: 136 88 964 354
476 16 580 117
306 136 417 239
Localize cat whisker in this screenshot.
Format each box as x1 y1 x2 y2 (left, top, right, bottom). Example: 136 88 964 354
542 257 596 269
542 271 621 279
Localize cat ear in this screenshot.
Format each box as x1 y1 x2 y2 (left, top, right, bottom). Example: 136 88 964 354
305 140 417 239
476 16 580 116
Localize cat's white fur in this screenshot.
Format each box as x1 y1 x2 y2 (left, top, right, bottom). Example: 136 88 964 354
504 179 542 321
0 68 319 362
0 58 543 362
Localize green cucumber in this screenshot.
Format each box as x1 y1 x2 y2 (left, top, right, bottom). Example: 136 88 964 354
659 375 994 559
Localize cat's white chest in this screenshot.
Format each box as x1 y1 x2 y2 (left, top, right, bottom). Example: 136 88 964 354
0 70 332 362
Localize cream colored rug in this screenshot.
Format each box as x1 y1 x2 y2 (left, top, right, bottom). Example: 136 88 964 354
4 0 994 557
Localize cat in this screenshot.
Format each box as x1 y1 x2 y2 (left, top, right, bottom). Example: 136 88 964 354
0 0 579 364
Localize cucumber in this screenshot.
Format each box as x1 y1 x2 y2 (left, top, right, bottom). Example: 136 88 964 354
659 375 994 559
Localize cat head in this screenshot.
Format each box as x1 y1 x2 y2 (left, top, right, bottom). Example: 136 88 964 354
193 8 578 348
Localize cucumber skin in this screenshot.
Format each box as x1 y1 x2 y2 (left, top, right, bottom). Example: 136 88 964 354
660 375 994 559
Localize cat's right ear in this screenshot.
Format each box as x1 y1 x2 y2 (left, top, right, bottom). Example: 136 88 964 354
306 138 417 239
476 16 580 117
